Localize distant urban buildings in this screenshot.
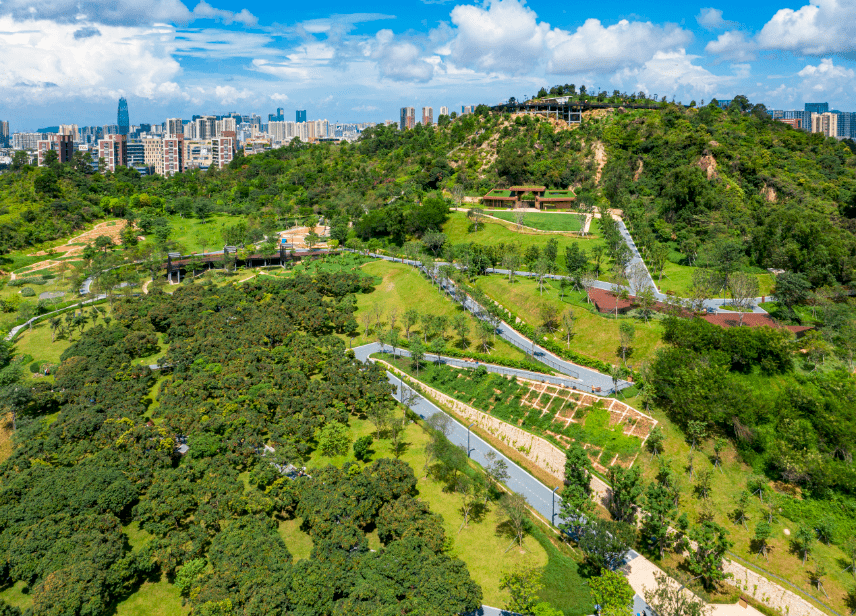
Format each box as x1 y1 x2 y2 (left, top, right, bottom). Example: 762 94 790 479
268 108 285 122
422 107 433 126
805 102 829 115
0 121 8 148
296 110 307 123
439 106 449 117
462 105 474 115
399 107 415 131
117 98 130 136
37 134 73 166
766 101 855 140
98 134 127 172
811 112 839 138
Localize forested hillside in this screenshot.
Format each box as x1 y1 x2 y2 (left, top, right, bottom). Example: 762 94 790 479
2 100 855 287
0 275 483 615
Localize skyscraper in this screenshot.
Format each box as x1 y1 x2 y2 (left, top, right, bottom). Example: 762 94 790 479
422 107 433 126
439 106 449 117
810 112 838 137
0 121 9 147
165 118 183 137
117 97 130 136
296 110 307 123
805 102 829 115
400 107 415 130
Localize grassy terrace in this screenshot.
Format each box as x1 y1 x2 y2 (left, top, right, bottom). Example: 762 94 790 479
474 274 664 367
443 211 604 269
485 189 513 197
345 259 534 364
489 211 583 232
382 356 643 466
627 399 856 615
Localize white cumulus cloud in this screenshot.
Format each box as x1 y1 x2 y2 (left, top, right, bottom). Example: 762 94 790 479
705 30 757 62
0 16 182 103
696 8 740 30
617 49 732 98
368 29 435 82
449 0 549 75
547 18 693 74
756 0 856 55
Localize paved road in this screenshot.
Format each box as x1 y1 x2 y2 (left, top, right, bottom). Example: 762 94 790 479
353 343 651 616
356 253 631 393
372 343 595 390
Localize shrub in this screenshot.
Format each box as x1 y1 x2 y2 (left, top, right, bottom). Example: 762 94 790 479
21 287 36 297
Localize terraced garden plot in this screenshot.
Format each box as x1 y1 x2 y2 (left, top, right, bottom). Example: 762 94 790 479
388 359 653 472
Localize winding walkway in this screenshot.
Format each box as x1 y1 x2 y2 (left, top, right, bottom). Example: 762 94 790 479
355 343 826 616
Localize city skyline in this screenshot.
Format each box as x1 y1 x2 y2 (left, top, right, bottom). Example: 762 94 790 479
0 0 854 128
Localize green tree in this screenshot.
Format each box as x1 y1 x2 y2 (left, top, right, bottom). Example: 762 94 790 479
353 435 374 462
643 480 678 559
607 465 642 524
579 518 635 572
618 321 635 366
559 442 594 534
795 525 815 564
753 521 772 560
590 569 634 616
688 521 733 590
175 558 206 596
500 565 543 615
647 425 665 458
773 272 811 316
499 491 529 547
409 338 426 375
315 421 351 457
644 572 710 616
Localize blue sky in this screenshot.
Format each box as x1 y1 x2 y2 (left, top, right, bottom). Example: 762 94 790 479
0 0 854 129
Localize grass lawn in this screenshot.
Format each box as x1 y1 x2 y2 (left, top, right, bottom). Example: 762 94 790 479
348 260 533 365
12 305 113 378
301 410 592 613
632 405 856 614
475 274 664 367
443 212 605 273
655 261 775 298
488 211 583 233
123 521 155 552
0 581 32 611
114 575 188 616
277 518 314 560
161 214 248 255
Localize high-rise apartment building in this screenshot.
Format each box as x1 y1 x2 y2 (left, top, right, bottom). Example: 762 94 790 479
13 133 41 150
0 121 9 147
268 108 285 122
98 134 128 172
126 141 147 171
117 97 130 136
163 136 183 176
215 117 236 136
296 110 307 123
211 136 234 169
805 102 829 115
439 106 449 117
195 116 216 140
37 134 74 166
143 138 164 175
165 118 184 137
839 112 856 139
422 107 433 126
461 105 474 115
400 107 415 130
58 124 78 139
811 112 838 137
